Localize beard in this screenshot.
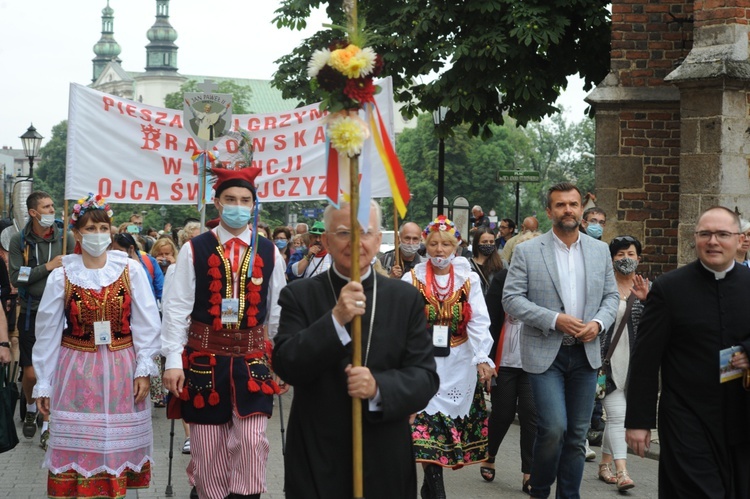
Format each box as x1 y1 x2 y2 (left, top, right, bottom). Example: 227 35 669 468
554 217 580 232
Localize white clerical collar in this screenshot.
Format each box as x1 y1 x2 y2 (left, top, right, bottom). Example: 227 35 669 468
332 263 372 282
700 260 735 280
214 224 252 246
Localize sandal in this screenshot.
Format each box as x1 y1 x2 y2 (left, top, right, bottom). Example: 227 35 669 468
480 456 496 482
522 478 531 494
617 470 635 491
598 463 617 484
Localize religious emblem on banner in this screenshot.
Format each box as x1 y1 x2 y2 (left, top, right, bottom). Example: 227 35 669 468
183 80 233 149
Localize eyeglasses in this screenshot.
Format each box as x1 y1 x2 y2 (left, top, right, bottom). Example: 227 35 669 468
612 236 636 244
332 229 380 241
694 231 741 241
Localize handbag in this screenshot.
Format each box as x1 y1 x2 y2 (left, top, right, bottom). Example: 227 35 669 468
596 294 636 400
0 363 19 453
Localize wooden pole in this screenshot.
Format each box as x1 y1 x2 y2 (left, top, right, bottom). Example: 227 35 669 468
349 153 364 499
62 201 69 255
393 205 400 269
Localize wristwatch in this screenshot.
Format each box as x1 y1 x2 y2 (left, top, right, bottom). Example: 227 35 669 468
0 342 10 348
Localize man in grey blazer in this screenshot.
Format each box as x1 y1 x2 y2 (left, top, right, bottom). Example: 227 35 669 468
502 182 618 498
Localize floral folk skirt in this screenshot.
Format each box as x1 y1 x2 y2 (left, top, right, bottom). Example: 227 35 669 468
48 463 151 499
412 380 488 469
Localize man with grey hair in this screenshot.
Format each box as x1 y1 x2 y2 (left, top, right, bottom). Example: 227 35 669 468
295 222 308 235
379 221 426 278
471 205 490 233
274 201 439 498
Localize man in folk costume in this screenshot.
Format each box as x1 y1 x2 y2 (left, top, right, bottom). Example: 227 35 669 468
162 166 287 499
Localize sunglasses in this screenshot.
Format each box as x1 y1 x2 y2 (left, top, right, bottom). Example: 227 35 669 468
114 233 136 248
612 236 636 244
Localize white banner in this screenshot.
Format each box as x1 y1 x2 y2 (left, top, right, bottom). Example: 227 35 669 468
65 78 397 204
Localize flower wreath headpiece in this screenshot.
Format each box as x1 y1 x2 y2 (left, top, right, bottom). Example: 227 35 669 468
69 193 114 229
423 215 461 242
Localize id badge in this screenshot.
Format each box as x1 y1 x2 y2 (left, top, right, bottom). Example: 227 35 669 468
433 325 449 348
18 266 31 283
94 321 112 345
221 298 239 324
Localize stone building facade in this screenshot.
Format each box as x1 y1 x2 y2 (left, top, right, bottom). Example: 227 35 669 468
589 0 750 275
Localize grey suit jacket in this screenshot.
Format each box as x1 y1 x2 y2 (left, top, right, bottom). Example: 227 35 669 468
501 230 619 374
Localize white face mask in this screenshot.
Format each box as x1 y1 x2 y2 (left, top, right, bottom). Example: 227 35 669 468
429 253 455 269
81 233 111 257
37 213 55 228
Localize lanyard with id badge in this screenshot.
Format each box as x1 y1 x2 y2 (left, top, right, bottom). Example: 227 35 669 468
431 324 450 357
94 287 113 346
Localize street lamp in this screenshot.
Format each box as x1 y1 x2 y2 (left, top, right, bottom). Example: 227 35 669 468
432 107 448 215
20 123 43 178
159 206 167 218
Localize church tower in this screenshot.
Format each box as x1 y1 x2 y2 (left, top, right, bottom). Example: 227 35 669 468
145 0 179 72
91 0 122 82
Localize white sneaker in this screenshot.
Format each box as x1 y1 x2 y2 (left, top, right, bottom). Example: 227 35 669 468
182 438 191 454
585 439 596 461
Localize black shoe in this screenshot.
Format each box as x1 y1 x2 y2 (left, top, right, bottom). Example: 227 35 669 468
190 486 199 499
423 464 446 499
480 456 496 482
22 411 38 439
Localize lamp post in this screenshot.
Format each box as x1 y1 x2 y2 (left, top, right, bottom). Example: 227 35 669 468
20 124 43 178
159 205 167 220
432 107 448 216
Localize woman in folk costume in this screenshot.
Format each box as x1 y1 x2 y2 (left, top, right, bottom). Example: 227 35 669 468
31 194 162 499
403 216 495 499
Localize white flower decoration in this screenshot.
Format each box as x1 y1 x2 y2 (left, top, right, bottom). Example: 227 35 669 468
307 48 331 78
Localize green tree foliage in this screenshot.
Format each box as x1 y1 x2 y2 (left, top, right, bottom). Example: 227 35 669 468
272 0 610 137
164 80 255 114
34 121 68 212
392 113 595 231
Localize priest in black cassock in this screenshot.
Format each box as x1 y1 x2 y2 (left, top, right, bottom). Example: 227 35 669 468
273 201 439 499
626 206 750 499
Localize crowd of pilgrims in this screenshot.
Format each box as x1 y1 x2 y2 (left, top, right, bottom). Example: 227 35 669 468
6 190 747 499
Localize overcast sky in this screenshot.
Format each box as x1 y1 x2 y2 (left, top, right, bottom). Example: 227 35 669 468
0 0 590 151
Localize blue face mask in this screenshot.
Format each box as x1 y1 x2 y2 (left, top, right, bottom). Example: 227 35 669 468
275 239 288 250
586 222 603 239
220 203 252 229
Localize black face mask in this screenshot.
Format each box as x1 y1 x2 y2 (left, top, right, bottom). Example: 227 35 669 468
478 244 495 256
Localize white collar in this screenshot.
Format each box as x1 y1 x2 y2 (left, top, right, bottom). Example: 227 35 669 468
700 260 735 280
62 250 129 290
552 230 581 250
332 263 372 281
214 224 252 246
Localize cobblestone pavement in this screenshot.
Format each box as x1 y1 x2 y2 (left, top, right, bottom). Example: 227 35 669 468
1 390 661 498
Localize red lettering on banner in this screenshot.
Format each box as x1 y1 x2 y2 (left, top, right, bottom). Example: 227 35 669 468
99 178 112 197
155 112 168 126
170 178 198 201
310 108 326 121
162 157 182 174
131 181 143 200
302 176 315 196
289 176 300 196
125 104 137 118
318 176 327 195
293 111 307 123
226 139 238 154
274 134 286 150
273 179 285 198
281 155 301 174
169 114 183 128
265 159 278 176
279 114 291 128
146 182 159 200
187 183 198 200
264 116 277 129
102 96 115 111
141 109 152 121
141 125 161 150
294 130 307 148
313 126 326 144
165 134 178 151
247 118 261 132
252 137 266 153
185 137 199 153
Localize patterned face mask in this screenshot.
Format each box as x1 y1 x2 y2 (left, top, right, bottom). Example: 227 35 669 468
613 257 638 275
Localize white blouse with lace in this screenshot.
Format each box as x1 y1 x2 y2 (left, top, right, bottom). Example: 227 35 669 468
404 257 494 418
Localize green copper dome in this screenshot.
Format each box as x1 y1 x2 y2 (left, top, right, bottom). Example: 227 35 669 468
145 0 178 71
92 0 121 81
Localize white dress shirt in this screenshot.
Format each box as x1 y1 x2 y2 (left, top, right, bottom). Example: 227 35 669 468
161 225 287 370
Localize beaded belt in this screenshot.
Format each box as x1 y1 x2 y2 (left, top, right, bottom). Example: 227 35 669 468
187 321 265 356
